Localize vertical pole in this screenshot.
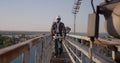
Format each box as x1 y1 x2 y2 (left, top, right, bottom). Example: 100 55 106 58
22 53 25 63
74 14 76 35
74 14 77 62
75 38 78 62
95 6 100 38
89 37 94 63
112 46 117 61
22 49 30 63
112 51 116 61
81 40 84 63
42 37 45 63
35 44 41 63
35 46 37 63
89 41 93 63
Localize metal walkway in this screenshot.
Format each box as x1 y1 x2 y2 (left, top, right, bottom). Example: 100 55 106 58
0 34 120 63
50 52 71 63
50 40 72 63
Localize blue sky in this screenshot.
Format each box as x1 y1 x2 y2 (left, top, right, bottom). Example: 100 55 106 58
0 0 105 33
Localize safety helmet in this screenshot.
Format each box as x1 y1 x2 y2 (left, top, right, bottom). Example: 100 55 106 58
56 16 61 20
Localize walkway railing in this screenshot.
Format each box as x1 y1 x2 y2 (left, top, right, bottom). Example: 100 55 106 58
0 34 52 63
63 34 120 63
0 34 120 63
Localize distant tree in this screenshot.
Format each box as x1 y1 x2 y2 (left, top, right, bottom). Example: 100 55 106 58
3 38 13 47
0 35 2 44
0 35 16 47
0 34 3 48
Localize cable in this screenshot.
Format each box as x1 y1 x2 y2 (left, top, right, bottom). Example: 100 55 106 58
91 0 96 13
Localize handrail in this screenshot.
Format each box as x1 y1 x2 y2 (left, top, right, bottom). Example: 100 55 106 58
68 34 120 45
66 39 116 63
0 37 39 55
67 34 90 41
95 38 120 45
0 34 52 63
63 41 76 63
66 34 118 63
65 42 82 63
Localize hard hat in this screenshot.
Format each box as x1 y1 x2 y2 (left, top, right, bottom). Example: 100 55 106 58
56 16 61 20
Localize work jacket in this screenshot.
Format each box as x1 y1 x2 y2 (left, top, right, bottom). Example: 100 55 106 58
51 22 66 37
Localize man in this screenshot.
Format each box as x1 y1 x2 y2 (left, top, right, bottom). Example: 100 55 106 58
51 16 66 57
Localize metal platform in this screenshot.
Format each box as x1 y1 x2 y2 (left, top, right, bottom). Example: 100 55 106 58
50 52 72 63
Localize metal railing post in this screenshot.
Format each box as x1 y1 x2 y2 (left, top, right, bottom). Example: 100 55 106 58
89 37 94 63
66 34 118 63
89 40 93 63
112 46 117 61
22 48 30 63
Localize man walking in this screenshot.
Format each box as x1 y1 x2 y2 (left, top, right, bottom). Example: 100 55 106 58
51 16 66 57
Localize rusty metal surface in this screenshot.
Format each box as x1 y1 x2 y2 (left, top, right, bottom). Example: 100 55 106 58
50 52 72 63
0 34 52 63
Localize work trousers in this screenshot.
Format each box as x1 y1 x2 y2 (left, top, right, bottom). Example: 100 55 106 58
54 38 63 56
